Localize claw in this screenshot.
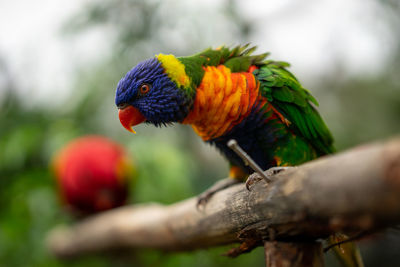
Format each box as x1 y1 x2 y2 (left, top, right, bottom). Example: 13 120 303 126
245 173 263 190
245 166 293 191
196 192 212 211
266 166 292 176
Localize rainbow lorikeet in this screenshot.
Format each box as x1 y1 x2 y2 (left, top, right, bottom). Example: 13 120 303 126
116 45 333 180
52 135 134 215
115 45 363 266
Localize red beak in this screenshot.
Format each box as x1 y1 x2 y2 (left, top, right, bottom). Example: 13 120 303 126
118 105 145 134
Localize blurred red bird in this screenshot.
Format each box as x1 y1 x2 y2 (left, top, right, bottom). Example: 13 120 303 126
52 135 134 214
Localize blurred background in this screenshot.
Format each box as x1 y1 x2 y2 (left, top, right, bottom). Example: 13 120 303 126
0 0 399 266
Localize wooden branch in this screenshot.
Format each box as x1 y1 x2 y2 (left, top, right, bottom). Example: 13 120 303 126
47 138 400 258
264 241 324 267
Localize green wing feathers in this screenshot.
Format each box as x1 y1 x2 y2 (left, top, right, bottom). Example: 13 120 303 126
254 62 335 155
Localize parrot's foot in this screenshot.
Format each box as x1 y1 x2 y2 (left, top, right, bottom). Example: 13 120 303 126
245 166 292 190
197 178 241 210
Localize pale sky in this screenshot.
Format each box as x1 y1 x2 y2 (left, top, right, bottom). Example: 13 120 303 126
0 0 395 107
0 0 106 106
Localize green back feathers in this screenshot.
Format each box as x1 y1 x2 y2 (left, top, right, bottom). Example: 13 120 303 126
177 56 205 89
220 45 269 72
254 62 335 155
177 44 269 87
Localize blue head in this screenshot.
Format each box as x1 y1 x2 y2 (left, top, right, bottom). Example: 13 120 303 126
115 57 193 128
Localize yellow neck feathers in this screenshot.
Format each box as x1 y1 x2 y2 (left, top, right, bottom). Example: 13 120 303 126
156 54 191 88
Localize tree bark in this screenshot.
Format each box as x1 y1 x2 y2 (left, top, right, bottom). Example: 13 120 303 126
264 241 324 267
47 138 400 259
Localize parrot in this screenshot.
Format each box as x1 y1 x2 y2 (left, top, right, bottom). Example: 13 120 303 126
114 45 363 266
52 135 134 215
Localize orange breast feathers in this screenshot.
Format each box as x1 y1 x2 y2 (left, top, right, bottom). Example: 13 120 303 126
182 65 263 141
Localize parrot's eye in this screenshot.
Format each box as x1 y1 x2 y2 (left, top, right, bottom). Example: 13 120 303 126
139 83 151 95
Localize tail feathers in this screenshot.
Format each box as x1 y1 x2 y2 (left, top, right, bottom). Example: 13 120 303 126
328 234 364 267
